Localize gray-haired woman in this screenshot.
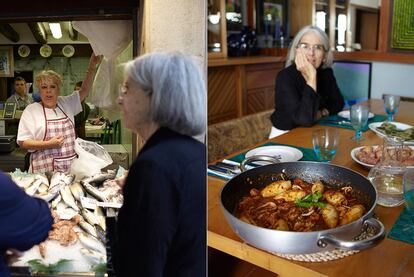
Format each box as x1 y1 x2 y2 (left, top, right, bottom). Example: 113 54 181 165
269 25 344 138
112 52 206 276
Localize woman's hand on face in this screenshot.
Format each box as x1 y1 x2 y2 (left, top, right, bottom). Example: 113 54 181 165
295 49 317 91
48 135 64 148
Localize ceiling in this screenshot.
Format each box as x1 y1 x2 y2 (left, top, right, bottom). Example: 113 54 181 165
0 21 89 45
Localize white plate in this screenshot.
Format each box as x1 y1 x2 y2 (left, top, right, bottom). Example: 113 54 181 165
368 122 414 144
351 145 414 169
245 146 303 164
338 110 374 120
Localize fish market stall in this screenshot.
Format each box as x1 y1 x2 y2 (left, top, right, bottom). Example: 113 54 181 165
9 169 125 276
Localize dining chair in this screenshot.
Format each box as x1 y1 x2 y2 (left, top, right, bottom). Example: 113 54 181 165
208 110 273 163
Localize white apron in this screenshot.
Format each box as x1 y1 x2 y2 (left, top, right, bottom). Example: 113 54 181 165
31 105 77 173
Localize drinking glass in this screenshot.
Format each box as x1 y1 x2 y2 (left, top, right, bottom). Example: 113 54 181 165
350 104 369 141
403 169 414 223
383 94 400 121
312 129 340 163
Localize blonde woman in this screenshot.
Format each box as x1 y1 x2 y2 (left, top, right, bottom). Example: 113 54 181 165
17 54 101 173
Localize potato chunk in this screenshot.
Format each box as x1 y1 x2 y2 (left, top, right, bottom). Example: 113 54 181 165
273 190 306 202
261 180 292 197
339 204 365 226
321 204 339 228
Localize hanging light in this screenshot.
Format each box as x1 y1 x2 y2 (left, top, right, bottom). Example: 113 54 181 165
49 22 62 39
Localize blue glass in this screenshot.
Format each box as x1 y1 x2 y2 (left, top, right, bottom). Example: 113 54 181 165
383 94 400 122
313 147 337 163
350 104 369 141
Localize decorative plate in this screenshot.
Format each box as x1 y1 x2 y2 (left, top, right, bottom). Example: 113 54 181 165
39 44 52 58
62 45 75 57
18 45 30 58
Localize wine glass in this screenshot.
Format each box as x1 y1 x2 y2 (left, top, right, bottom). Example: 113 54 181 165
403 169 414 224
383 94 400 121
350 104 369 141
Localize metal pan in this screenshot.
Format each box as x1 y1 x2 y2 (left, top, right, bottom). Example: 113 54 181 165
220 160 385 254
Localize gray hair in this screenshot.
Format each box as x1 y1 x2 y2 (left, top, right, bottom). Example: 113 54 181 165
124 52 206 136
285 25 333 69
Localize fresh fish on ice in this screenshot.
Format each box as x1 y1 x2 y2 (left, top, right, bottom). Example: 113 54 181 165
81 208 99 226
79 220 98 238
80 248 106 264
79 232 106 254
69 182 85 201
60 186 79 211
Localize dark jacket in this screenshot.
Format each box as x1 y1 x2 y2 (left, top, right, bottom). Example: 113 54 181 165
0 172 53 277
271 64 345 130
113 127 206 277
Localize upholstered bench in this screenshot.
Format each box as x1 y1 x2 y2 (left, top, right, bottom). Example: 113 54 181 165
208 110 273 163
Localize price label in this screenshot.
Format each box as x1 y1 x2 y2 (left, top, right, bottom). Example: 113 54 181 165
80 196 122 209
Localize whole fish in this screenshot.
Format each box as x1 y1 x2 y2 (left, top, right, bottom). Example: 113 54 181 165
50 194 62 209
25 178 43 196
81 181 108 202
79 220 98 238
60 186 79 211
81 208 99 226
79 232 106 254
69 182 85 201
12 176 35 189
80 248 106 264
83 171 116 186
94 207 106 231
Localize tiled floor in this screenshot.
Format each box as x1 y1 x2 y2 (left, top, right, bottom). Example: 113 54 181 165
208 248 277 277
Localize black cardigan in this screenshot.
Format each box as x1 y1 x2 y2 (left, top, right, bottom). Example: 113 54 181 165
112 127 206 277
270 64 345 130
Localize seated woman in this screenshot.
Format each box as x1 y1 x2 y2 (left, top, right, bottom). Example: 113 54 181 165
269 25 345 138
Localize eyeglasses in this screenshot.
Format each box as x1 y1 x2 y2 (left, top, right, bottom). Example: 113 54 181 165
118 83 151 97
297 43 325 53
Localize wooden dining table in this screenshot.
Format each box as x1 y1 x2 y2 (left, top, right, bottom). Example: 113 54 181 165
208 99 414 277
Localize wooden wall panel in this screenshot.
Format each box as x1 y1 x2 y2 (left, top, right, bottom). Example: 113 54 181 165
246 87 275 115
208 66 239 124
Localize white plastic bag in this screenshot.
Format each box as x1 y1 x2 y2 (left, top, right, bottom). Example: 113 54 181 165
70 138 113 178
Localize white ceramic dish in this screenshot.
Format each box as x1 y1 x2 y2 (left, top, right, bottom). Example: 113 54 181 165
368 122 414 144
245 146 303 164
351 145 414 169
338 110 374 120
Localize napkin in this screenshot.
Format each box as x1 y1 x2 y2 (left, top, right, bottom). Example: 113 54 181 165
388 207 414 245
227 142 317 164
318 114 387 131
